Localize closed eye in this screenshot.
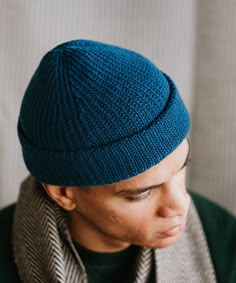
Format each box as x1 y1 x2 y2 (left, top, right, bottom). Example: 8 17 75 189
126 188 153 202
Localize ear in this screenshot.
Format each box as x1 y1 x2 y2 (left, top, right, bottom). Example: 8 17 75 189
41 183 77 211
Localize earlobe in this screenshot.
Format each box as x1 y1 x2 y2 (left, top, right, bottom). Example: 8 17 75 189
41 183 76 211
58 196 77 211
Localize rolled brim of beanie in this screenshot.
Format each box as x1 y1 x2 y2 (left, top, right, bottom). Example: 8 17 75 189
18 73 190 187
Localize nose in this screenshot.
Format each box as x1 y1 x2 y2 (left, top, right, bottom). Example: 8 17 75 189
156 182 190 219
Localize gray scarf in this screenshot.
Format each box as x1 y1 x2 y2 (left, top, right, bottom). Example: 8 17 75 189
13 175 217 283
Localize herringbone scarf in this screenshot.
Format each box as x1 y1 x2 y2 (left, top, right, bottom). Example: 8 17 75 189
13 175 217 283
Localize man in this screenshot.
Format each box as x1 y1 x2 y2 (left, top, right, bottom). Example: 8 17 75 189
0 40 235 283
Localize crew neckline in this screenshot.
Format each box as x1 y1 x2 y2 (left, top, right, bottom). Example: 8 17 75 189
73 240 140 267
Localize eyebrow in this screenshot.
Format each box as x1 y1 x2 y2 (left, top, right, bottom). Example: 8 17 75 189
115 140 191 196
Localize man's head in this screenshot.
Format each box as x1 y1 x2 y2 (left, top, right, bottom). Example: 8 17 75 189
17 39 191 251
42 138 190 251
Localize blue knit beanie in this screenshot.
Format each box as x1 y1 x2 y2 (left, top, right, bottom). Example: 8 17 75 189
17 39 190 186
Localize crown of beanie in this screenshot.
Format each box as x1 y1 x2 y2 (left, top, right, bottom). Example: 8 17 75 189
17 39 190 186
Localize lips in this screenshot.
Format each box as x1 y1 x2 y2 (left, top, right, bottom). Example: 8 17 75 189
160 221 186 237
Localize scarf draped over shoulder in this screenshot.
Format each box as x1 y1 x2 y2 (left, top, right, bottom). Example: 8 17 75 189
12 175 217 283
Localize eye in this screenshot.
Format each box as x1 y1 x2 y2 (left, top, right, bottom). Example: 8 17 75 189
126 189 153 202
182 156 191 169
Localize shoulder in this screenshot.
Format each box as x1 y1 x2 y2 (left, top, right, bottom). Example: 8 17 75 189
0 203 22 282
0 203 16 229
189 190 236 283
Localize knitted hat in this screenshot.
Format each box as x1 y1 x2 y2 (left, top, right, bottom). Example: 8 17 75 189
17 39 190 186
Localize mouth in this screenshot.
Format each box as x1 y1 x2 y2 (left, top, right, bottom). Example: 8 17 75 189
160 220 186 237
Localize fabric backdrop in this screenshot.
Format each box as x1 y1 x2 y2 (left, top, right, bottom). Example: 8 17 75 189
0 0 235 215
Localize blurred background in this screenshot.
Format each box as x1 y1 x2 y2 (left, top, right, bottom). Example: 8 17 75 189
0 0 236 215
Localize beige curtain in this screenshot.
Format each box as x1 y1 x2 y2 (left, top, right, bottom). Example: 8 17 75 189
190 0 236 215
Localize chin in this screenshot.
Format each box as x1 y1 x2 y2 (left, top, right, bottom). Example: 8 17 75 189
143 233 183 249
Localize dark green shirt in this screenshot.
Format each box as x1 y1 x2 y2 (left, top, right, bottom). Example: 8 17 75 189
0 191 236 282
73 241 139 283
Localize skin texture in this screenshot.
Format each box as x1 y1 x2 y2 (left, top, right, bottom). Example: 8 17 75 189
42 138 191 252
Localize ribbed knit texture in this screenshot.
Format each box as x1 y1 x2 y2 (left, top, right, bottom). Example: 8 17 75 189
17 40 190 186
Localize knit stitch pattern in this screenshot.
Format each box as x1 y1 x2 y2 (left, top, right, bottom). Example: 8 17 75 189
17 40 190 186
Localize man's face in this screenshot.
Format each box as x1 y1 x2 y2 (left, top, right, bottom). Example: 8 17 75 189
66 138 191 251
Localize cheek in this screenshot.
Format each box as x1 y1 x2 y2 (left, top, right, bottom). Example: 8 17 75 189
74 192 161 244
74 194 110 226
107 203 156 239
93 201 153 236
